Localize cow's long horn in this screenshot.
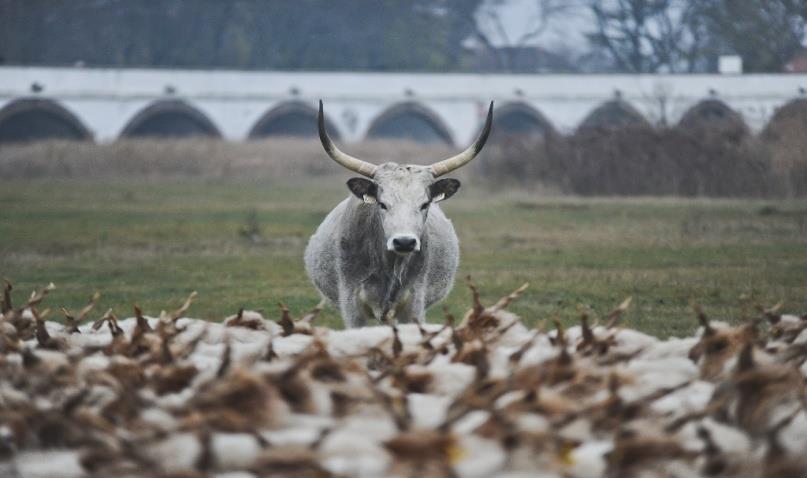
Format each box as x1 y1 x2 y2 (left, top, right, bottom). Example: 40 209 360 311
318 100 377 177
429 101 493 177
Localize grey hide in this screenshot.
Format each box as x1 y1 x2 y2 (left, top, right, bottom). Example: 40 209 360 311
305 100 492 328
304 164 460 327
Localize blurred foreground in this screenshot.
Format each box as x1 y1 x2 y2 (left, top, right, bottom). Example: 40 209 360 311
1 277 806 477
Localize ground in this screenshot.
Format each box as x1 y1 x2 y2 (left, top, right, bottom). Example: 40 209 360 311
1 177 805 337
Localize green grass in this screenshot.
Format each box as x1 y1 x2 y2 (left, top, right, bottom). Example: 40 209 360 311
2 178 806 337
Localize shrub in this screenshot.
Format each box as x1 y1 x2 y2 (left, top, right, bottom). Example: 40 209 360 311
478 125 783 198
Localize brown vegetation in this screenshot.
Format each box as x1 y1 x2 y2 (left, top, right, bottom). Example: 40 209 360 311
762 98 807 197
476 123 804 198
0 138 455 181
2 124 806 197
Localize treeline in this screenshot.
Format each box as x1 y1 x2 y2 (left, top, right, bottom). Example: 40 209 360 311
0 0 481 71
0 0 804 73
585 0 807 73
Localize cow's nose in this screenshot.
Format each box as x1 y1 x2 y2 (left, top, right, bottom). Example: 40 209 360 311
391 236 419 253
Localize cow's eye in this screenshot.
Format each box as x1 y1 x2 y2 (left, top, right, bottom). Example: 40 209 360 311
378 202 388 210
420 202 430 211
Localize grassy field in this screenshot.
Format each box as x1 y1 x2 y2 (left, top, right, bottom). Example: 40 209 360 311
1 177 806 337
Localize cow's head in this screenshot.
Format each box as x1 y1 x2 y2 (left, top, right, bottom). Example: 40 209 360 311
318 101 493 255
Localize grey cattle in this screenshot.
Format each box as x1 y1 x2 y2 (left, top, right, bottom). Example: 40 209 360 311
305 101 493 327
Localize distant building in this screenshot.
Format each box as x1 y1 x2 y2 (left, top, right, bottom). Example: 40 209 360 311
784 49 807 73
718 55 743 75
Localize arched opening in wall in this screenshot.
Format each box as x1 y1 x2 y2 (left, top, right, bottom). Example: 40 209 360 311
493 103 555 140
567 101 660 196
120 100 221 139
0 98 92 143
366 103 453 145
577 100 650 132
762 98 807 196
477 102 557 183
678 99 748 140
763 98 807 141
248 102 340 140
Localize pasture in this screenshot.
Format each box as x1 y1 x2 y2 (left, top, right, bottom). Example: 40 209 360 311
2 176 805 337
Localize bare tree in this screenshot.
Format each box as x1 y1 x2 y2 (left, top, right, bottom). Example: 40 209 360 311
469 0 581 71
0 0 484 71
693 0 806 72
587 0 706 73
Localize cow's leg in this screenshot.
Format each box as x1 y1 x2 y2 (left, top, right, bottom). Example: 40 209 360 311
409 288 427 324
339 285 371 328
393 288 426 324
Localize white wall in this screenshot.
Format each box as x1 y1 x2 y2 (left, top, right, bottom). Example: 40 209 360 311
1 66 806 142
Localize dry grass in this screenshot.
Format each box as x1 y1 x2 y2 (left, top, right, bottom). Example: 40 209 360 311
4 126 804 197
0 138 456 181
2 137 806 338
477 126 797 198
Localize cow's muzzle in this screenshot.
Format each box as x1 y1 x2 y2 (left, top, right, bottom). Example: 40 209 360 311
388 235 420 254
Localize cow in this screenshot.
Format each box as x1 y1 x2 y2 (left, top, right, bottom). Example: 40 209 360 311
304 100 493 328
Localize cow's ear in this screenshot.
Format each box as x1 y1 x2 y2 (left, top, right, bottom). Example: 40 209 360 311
429 178 461 203
347 177 378 204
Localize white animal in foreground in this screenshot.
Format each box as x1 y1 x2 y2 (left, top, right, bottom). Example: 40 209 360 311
305 101 494 327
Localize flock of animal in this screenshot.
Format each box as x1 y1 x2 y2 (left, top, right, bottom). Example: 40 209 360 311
0 278 805 477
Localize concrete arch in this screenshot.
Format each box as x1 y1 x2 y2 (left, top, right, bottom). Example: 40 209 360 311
366 102 454 146
248 101 340 140
0 98 92 143
678 99 748 135
578 100 650 131
120 100 221 139
493 102 555 138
